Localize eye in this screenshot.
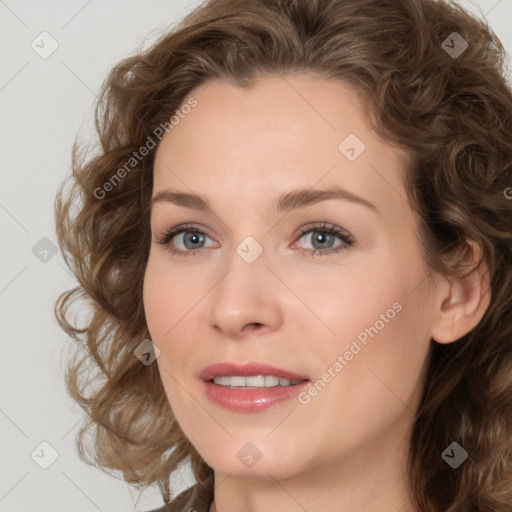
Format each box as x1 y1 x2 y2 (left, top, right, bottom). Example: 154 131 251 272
293 222 354 257
154 221 354 258
154 223 216 258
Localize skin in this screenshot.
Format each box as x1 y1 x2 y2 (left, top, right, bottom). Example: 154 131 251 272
143 73 491 512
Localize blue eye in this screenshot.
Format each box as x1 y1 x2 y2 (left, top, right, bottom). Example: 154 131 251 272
155 221 354 258
294 222 354 256
155 224 214 258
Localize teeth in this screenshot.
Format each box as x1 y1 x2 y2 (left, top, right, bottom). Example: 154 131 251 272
212 375 300 388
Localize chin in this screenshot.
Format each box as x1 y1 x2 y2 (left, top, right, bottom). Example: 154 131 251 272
199 440 308 481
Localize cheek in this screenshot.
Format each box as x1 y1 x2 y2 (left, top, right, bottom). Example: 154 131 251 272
291 262 401 353
143 262 189 413
302 257 431 389
142 263 166 338
328 282 432 421
142 254 189 339
142 266 182 355
143 255 199 376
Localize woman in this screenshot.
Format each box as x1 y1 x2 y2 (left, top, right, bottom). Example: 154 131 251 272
54 0 512 510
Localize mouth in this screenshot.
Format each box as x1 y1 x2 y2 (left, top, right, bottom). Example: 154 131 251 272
199 362 311 412
207 375 308 389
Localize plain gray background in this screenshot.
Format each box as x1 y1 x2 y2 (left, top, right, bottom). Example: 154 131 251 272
1 1 511 511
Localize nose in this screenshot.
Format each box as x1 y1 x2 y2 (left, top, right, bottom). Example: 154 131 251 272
207 246 284 339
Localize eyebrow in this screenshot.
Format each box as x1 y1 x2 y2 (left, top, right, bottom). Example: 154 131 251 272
151 186 378 214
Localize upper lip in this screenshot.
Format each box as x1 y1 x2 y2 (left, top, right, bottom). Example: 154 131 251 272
200 362 309 382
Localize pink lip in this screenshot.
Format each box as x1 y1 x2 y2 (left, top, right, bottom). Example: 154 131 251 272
199 362 308 382
199 362 310 413
202 380 311 413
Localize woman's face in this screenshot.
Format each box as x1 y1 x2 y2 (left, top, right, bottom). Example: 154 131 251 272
143 74 440 483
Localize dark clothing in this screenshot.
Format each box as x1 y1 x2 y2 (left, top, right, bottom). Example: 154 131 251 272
146 478 214 512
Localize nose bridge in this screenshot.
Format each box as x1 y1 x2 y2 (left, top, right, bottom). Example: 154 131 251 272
207 234 283 337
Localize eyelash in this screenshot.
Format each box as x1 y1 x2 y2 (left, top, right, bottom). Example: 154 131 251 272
154 222 354 258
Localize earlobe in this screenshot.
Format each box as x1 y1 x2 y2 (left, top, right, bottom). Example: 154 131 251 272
431 243 491 345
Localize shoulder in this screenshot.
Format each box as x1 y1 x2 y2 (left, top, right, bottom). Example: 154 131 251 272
144 480 214 512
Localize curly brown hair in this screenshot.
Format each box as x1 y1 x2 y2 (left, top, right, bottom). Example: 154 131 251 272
54 0 512 510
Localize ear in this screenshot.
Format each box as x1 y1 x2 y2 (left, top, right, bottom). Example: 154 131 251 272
430 241 492 344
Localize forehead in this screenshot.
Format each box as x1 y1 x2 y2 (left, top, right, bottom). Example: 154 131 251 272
152 74 409 221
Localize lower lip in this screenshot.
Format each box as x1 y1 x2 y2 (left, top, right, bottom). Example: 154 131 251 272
202 379 311 413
